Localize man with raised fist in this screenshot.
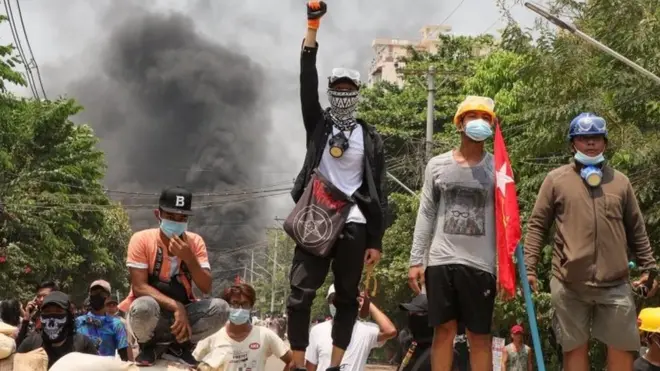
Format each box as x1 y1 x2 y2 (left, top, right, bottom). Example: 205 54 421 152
284 2 388 371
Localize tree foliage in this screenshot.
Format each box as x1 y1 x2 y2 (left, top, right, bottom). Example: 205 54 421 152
0 26 132 304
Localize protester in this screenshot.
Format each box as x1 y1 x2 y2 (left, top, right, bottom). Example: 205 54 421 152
1 299 21 327
75 280 131 361
524 112 658 370
501 325 532 371
408 96 497 371
286 2 388 370
118 186 229 366
194 283 293 371
105 295 121 318
397 294 432 371
305 284 396 371
636 307 660 371
16 281 59 347
17 291 97 368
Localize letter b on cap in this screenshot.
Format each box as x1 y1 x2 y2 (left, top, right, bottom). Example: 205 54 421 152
175 195 185 207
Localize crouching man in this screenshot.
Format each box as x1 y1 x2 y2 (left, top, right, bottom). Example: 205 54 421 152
118 186 230 367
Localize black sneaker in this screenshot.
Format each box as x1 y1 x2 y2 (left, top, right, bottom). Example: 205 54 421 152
135 343 158 367
163 342 199 367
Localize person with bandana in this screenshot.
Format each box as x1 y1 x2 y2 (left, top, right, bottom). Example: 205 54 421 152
118 186 230 367
636 307 660 371
193 283 292 371
408 96 498 371
287 2 388 371
17 291 97 368
75 280 131 361
15 280 59 347
305 284 396 371
524 112 657 371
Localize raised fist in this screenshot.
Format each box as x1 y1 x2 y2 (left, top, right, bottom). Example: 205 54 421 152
306 1 327 30
307 1 327 19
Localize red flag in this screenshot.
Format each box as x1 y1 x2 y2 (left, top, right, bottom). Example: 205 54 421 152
494 122 522 298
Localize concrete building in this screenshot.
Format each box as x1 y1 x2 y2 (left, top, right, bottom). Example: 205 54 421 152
368 25 451 87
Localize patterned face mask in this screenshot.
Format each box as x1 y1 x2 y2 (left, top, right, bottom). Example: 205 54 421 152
327 89 359 130
41 314 70 343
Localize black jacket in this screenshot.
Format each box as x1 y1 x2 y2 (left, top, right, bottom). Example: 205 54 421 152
291 42 388 250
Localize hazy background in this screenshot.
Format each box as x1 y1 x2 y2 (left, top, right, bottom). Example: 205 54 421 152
0 0 537 284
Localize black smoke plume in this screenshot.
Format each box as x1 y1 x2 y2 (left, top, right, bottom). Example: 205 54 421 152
68 11 271 293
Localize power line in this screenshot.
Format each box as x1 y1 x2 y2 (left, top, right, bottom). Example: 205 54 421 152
13 0 46 99
2 0 38 98
439 0 468 26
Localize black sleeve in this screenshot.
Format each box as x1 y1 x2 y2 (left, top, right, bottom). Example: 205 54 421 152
16 333 39 353
300 40 324 144
118 347 129 361
15 319 30 347
366 134 388 251
78 334 99 355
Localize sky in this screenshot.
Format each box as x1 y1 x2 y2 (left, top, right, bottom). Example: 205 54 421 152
0 0 539 278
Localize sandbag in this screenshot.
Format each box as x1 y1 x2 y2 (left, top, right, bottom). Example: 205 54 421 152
0 324 15 338
50 353 194 371
0 334 15 360
195 344 232 371
12 348 47 371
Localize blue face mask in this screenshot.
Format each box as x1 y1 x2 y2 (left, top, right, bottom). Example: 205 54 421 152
329 304 336 318
229 308 251 325
160 219 187 238
464 119 493 142
574 150 605 165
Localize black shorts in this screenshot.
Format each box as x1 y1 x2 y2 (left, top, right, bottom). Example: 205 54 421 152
425 264 496 334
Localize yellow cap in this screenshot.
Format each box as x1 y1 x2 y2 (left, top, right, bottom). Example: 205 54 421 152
453 96 496 126
639 307 660 333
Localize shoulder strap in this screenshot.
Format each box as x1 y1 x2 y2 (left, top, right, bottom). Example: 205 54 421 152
153 246 164 278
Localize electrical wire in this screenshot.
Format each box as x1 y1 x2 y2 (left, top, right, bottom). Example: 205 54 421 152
2 0 38 98
13 0 46 99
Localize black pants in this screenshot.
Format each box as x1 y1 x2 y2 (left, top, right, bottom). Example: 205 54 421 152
287 223 367 351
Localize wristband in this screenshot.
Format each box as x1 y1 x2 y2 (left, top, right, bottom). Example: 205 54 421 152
307 19 320 30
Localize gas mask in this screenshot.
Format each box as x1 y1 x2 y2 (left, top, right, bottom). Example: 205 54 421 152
41 314 70 343
574 150 605 187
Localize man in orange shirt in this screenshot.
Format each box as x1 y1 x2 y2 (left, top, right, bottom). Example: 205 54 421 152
118 186 229 367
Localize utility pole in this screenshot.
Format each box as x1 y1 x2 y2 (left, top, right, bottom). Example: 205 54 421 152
425 65 436 161
243 266 247 281
250 249 254 284
270 230 278 313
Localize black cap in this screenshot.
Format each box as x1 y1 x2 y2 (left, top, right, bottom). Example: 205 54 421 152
399 294 428 313
159 186 193 216
42 291 70 310
107 295 119 304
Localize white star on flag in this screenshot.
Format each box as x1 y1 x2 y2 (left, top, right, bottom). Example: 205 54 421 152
496 163 514 196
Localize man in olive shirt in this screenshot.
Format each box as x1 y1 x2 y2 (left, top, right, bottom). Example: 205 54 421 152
524 112 657 371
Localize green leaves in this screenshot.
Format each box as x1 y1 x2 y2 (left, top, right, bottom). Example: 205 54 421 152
0 33 131 302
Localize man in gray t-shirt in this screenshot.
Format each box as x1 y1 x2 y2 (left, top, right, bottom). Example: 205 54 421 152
408 96 498 371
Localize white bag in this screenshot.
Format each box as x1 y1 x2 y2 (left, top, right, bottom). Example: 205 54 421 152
0 334 15 360
50 352 194 371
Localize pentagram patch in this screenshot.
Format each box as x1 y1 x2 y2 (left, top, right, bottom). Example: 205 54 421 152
293 205 334 249
283 171 353 257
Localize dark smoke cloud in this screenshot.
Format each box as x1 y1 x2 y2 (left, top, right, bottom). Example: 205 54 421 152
68 10 270 291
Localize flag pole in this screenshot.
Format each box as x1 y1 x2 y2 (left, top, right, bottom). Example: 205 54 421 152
515 243 546 370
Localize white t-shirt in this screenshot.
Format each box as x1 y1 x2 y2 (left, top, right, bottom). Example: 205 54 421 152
318 125 367 224
194 326 288 371
305 320 382 371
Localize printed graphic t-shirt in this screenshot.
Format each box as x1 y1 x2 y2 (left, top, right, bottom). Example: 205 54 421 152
194 326 288 371
118 228 211 312
75 312 129 356
305 320 382 371
410 150 496 274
